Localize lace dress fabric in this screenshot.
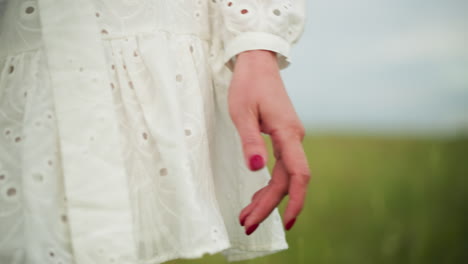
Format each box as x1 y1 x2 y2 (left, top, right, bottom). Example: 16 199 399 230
0 0 306 263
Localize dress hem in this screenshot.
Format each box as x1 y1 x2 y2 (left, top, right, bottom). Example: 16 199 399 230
139 239 289 264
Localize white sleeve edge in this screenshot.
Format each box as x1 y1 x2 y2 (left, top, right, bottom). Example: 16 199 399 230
222 31 292 72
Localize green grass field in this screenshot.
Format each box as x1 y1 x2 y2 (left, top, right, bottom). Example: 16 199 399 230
170 133 468 264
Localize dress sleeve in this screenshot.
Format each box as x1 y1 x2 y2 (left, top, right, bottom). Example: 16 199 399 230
211 0 307 72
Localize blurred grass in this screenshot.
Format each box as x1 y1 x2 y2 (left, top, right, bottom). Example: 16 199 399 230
168 133 468 264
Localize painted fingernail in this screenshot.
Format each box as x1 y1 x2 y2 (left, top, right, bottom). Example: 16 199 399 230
249 154 264 171
245 224 259 235
285 218 296 231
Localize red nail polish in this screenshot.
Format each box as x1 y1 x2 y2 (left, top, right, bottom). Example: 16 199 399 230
246 224 259 235
249 155 264 171
285 218 296 231
240 217 245 226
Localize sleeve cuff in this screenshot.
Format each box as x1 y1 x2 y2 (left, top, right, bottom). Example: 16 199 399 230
223 31 292 72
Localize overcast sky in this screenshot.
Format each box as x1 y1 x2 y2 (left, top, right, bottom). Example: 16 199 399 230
283 0 468 136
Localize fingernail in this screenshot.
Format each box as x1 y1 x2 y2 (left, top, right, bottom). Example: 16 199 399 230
249 155 264 171
245 224 259 235
240 217 245 226
285 218 296 231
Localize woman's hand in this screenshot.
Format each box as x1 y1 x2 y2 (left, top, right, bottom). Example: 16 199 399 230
227 50 311 235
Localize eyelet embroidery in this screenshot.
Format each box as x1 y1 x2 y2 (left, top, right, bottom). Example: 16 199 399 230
2 183 19 201
25 6 35 14
0 171 6 181
159 168 168 176
4 128 11 137
6 187 16 196
19 1 38 20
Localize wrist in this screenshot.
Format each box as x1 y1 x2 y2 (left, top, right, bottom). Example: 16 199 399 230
235 50 280 73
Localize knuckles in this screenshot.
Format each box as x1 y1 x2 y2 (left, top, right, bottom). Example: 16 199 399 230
290 169 311 186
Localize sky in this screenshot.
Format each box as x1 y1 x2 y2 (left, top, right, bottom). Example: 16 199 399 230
283 0 468 136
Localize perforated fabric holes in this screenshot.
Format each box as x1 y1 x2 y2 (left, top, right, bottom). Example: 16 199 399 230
6 187 16 196
2 183 19 201
25 6 35 14
241 9 248 14
19 1 38 20
273 9 281 16
8 65 14 74
0 182 19 202
159 168 168 176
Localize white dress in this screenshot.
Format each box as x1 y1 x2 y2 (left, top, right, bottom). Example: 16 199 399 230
0 0 306 263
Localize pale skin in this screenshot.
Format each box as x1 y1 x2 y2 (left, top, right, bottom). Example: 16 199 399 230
228 49 311 235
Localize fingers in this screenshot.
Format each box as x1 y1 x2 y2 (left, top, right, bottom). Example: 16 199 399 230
229 103 268 171
270 126 311 229
239 187 267 226
239 160 289 234
239 199 258 226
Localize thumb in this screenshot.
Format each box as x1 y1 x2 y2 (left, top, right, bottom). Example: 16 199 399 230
230 107 268 171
